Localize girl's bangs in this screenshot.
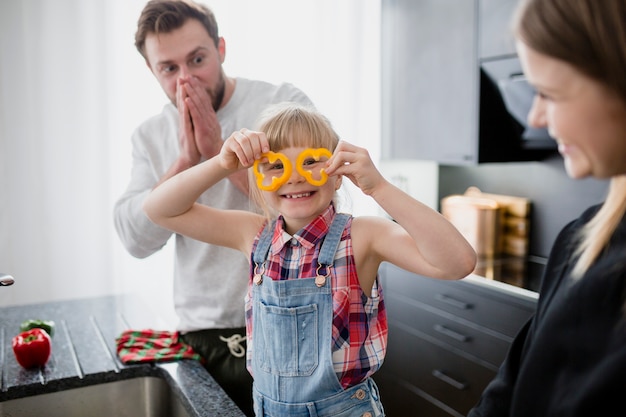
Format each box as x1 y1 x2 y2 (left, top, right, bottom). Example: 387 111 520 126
262 107 338 151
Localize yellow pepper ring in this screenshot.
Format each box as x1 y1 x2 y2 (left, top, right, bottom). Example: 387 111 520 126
253 151 293 191
296 148 333 186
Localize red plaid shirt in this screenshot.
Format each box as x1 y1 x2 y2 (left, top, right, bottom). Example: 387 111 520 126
245 205 388 388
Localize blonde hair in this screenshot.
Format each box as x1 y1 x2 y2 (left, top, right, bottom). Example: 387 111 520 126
248 103 340 218
513 0 626 278
572 177 626 277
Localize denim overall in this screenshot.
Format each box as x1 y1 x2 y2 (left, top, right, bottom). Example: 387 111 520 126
250 213 384 417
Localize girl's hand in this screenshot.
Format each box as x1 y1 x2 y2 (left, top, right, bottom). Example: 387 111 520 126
220 129 270 171
325 141 385 195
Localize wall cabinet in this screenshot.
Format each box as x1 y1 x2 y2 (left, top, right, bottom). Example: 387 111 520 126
374 263 537 416
381 0 554 164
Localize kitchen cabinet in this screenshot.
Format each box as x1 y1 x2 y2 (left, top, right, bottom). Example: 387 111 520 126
479 0 518 59
374 263 537 417
381 0 554 164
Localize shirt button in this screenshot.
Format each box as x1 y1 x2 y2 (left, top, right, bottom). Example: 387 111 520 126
290 238 298 246
355 389 366 400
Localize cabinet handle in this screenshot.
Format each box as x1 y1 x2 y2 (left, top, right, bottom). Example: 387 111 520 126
433 324 470 342
432 369 469 390
434 293 472 310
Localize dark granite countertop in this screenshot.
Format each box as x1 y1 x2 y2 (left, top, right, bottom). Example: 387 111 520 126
0 295 245 416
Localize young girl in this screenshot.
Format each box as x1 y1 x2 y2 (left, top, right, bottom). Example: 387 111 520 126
144 103 477 416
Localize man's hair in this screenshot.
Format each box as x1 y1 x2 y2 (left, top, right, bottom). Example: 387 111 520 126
135 0 220 59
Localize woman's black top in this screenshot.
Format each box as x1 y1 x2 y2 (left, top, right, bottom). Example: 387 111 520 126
468 204 626 416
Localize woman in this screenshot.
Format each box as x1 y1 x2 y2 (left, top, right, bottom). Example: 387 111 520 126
468 0 626 415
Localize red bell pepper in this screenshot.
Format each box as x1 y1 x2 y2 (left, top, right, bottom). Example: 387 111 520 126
12 328 52 369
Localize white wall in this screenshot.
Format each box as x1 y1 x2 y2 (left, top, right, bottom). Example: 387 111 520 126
0 0 381 326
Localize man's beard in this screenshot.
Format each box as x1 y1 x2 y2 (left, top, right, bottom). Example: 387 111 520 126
209 73 226 111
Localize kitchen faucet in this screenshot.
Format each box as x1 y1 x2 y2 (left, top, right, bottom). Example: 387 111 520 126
0 273 15 286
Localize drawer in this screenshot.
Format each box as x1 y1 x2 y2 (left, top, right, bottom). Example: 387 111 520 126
385 291 510 367
375 372 463 417
380 263 534 337
383 322 496 416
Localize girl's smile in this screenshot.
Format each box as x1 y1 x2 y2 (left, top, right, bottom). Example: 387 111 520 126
282 192 314 199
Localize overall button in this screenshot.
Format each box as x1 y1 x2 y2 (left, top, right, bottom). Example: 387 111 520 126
355 389 366 400
362 412 372 417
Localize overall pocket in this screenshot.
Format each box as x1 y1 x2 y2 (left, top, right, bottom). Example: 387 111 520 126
257 301 319 376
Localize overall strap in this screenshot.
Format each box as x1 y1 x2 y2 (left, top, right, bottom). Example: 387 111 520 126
251 213 350 287
253 220 276 265
317 213 350 266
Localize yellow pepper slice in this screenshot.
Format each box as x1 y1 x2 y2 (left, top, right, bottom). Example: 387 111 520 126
253 151 293 191
296 148 332 186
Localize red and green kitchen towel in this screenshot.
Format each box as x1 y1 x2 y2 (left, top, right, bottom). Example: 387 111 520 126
116 329 203 364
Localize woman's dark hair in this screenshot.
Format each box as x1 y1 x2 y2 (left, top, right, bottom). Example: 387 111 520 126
513 0 626 103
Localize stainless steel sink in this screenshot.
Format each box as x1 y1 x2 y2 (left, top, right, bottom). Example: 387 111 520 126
0 376 191 417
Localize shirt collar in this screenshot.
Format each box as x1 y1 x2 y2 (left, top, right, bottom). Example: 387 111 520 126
269 204 336 255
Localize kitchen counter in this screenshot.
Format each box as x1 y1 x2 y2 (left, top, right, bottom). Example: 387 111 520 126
0 295 245 416
471 255 546 293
